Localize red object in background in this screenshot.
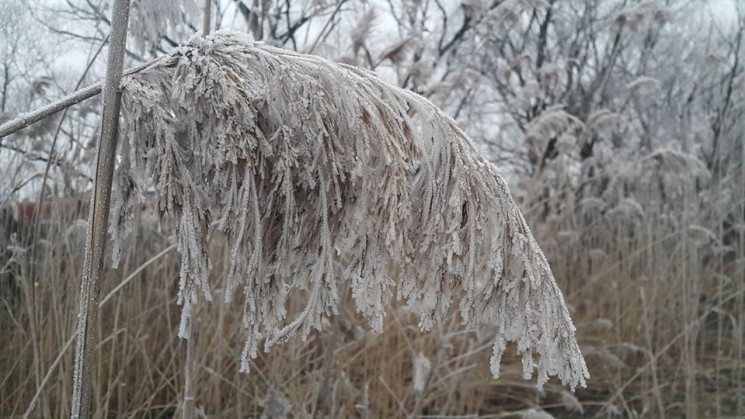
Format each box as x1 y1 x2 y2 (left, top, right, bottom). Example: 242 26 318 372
13 200 83 224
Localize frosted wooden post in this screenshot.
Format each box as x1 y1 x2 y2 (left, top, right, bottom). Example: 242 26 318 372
71 0 131 417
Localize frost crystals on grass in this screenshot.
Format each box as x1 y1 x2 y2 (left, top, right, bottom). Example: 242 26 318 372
111 31 589 390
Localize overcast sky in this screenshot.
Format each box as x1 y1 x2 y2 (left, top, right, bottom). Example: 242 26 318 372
709 0 738 27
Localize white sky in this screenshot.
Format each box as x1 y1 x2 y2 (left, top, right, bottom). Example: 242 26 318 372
709 0 738 28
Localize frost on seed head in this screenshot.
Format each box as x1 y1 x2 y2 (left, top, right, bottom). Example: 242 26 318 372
112 30 588 390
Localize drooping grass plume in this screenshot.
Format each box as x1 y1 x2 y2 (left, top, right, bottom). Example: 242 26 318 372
112 31 588 390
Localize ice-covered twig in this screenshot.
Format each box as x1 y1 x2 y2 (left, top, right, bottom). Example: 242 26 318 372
0 57 162 140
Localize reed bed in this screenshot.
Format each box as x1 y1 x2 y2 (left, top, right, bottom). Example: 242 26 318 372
2 182 742 417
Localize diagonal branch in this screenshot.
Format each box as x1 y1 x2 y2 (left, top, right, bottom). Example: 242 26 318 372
0 57 162 140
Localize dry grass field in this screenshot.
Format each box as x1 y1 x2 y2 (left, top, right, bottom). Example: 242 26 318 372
1 186 742 417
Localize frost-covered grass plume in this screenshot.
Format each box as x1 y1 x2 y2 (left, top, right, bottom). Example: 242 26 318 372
111 31 588 390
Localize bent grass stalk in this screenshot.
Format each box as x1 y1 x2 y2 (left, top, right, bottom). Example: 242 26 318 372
111 31 588 393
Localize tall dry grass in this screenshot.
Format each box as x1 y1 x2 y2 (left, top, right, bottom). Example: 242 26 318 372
2 170 743 418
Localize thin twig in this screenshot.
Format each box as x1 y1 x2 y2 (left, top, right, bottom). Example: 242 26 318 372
308 0 348 54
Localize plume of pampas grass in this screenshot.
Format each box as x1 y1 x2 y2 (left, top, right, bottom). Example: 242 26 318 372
111 31 588 390
615 0 669 30
625 76 660 96
579 197 607 211
584 347 628 369
412 352 432 395
646 148 708 176
525 105 582 146
609 198 646 219
686 225 718 245
492 0 550 27
586 109 620 137
261 388 292 418
560 390 584 414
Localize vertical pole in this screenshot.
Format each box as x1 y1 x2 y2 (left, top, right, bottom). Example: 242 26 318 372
71 0 131 417
203 0 211 35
